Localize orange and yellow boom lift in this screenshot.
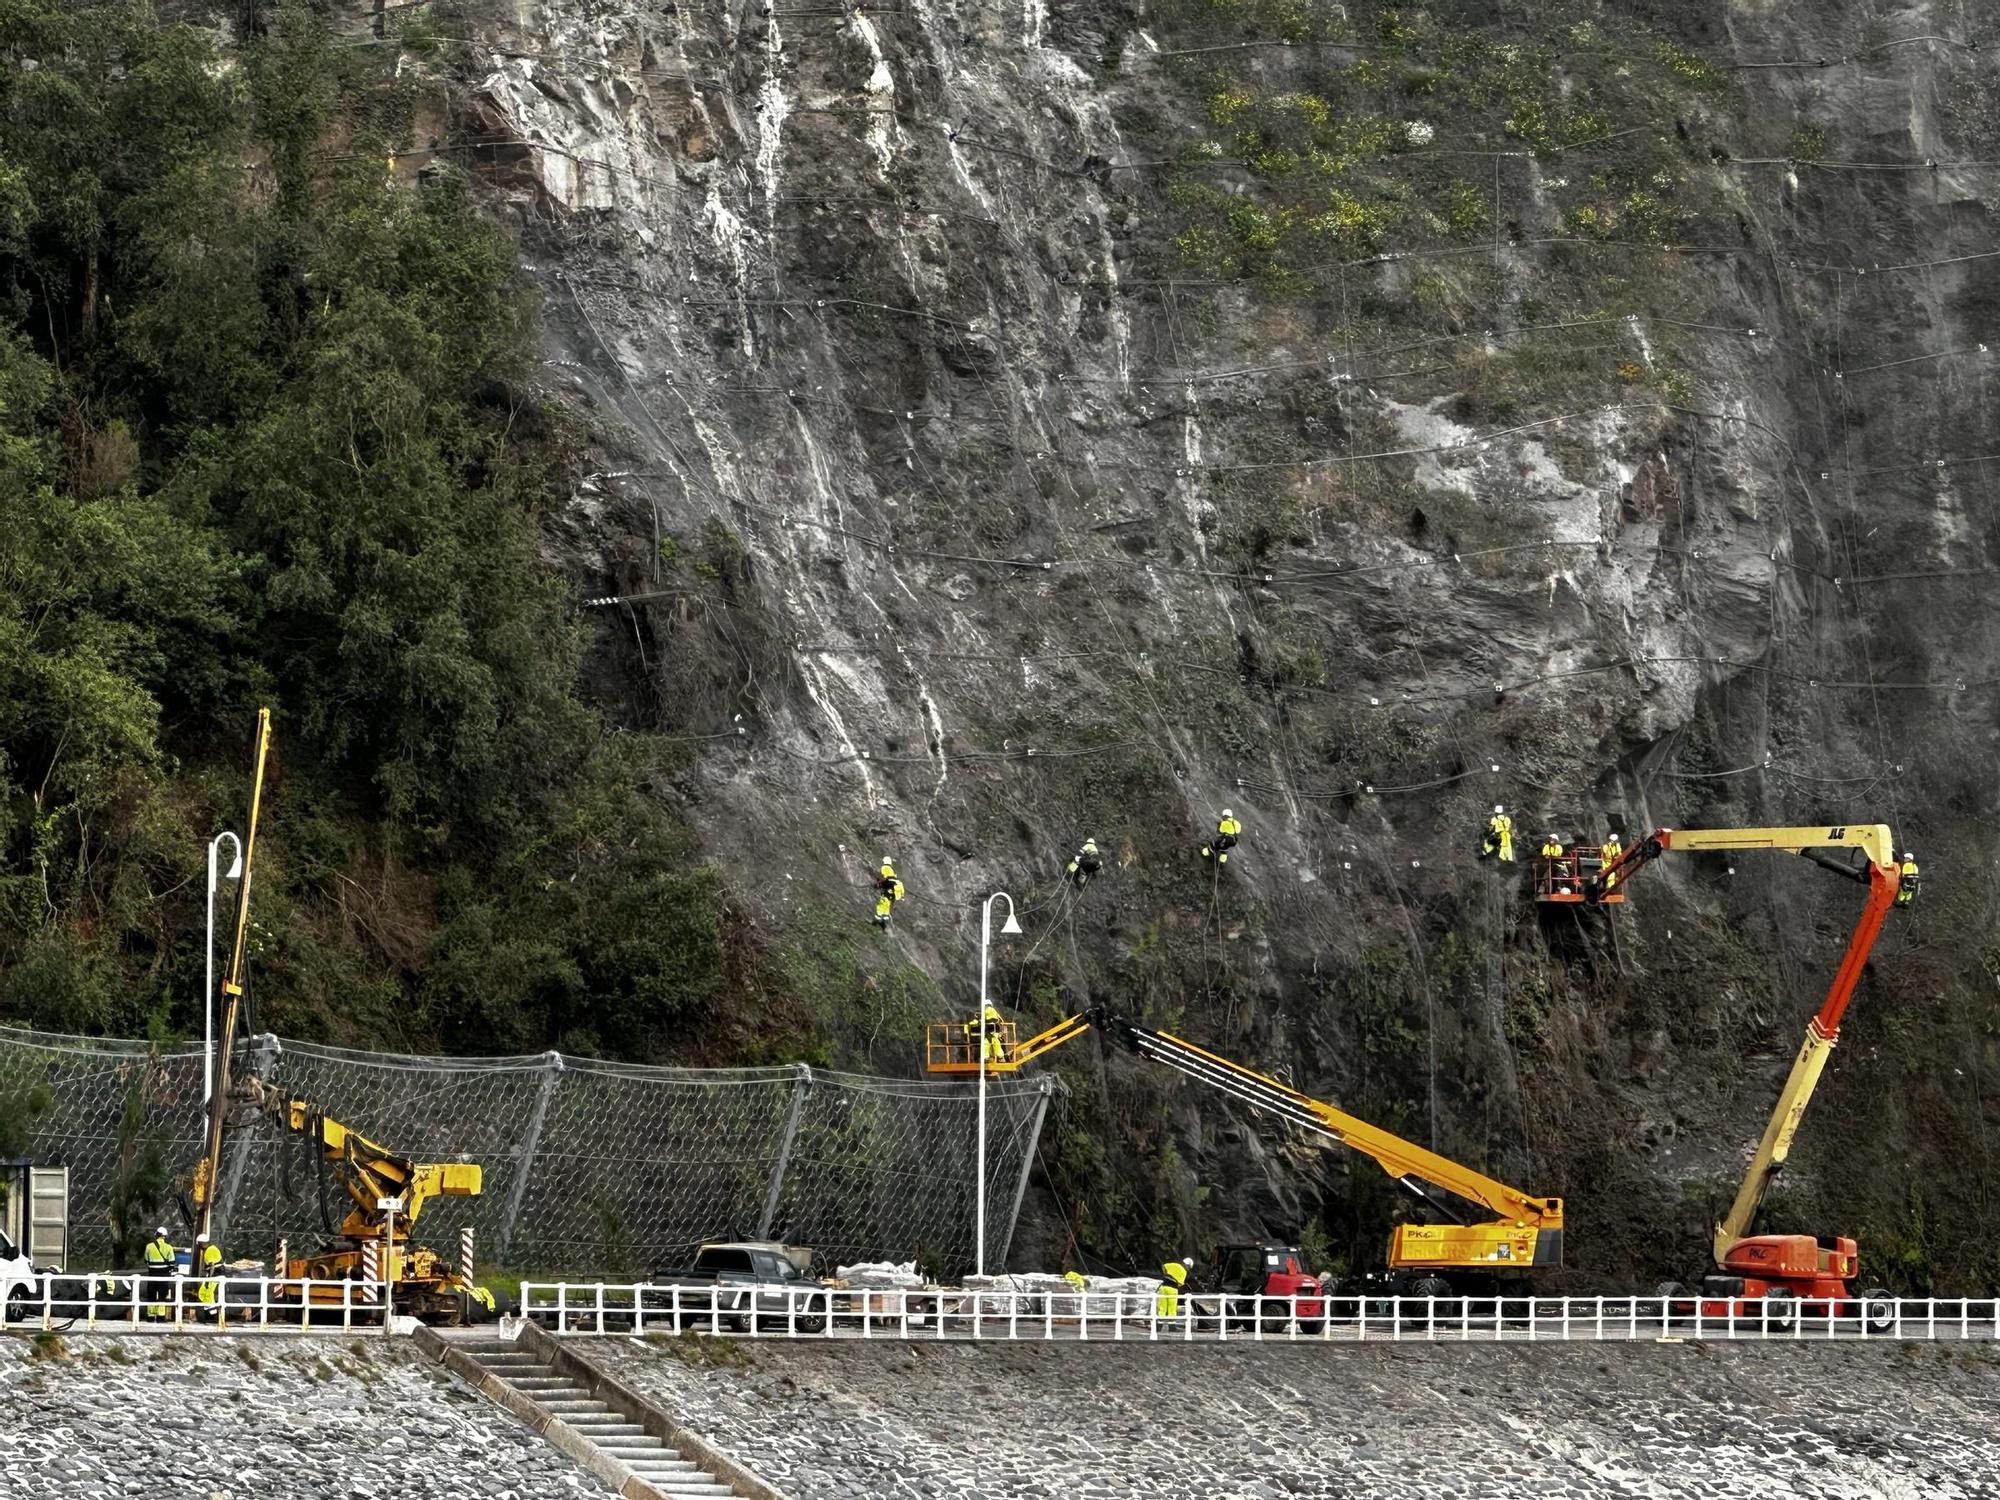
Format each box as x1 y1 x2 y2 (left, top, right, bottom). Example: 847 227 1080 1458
926 1009 1562 1291
1588 824 1901 1315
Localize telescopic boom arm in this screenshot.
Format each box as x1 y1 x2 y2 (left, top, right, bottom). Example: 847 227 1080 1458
1592 823 1899 1265
1001 1008 1563 1271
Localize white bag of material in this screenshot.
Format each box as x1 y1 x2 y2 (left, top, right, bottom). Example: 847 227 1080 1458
961 1272 1035 1315
835 1261 923 1289
1086 1275 1163 1320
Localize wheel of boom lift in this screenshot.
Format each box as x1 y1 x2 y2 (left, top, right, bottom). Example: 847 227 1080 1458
1760 1288 1798 1332
1859 1288 1896 1334
1407 1276 1454 1325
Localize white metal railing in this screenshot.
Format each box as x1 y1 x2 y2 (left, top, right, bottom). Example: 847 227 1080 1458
1 1271 391 1333
517 1282 2000 1344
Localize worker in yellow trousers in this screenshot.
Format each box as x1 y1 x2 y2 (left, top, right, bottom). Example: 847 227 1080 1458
193 1237 223 1320
962 1002 1006 1063
1157 1257 1192 1318
142 1227 178 1320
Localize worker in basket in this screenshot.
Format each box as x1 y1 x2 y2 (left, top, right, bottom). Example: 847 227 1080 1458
1479 804 1514 862
1600 832 1623 890
1157 1257 1193 1319
142 1226 178 1320
1897 851 1920 906
1201 809 1241 864
1067 837 1103 889
962 1001 1006 1063
1539 833 1568 894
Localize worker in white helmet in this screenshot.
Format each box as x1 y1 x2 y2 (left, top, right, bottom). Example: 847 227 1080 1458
1202 810 1242 865
1157 1256 1195 1319
1067 837 1103 889
1480 804 1514 863
142 1225 178 1320
872 858 904 926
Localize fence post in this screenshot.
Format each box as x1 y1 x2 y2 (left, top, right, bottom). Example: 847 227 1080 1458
756 1065 813 1240
213 1034 282 1248
995 1076 1055 1269
496 1051 564 1263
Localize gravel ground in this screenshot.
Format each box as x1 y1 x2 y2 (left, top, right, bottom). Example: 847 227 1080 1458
0 1333 610 1500
594 1336 2000 1499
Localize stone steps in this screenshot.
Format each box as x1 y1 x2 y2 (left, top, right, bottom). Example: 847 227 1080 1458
453 1337 747 1499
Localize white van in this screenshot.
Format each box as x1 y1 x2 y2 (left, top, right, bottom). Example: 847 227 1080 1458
1 1224 40 1320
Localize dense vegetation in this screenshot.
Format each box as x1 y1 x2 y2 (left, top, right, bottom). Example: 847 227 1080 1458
0 0 744 1060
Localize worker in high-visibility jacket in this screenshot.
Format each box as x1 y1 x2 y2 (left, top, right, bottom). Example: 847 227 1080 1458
873 860 905 926
193 1237 223 1319
1600 834 1624 890
1897 852 1920 906
1067 838 1103 889
142 1227 178 1320
1156 1257 1193 1319
1202 811 1241 864
1480 805 1514 862
962 1002 1006 1063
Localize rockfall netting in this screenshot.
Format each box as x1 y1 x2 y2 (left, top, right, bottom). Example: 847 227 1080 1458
0 1027 1053 1275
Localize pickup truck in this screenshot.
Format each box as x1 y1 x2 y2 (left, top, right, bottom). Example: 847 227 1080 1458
645 1241 831 1332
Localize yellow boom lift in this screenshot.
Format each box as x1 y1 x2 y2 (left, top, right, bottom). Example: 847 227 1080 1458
927 1008 1562 1290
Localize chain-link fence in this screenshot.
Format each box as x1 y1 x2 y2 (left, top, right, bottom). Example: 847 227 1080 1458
0 1026 1053 1275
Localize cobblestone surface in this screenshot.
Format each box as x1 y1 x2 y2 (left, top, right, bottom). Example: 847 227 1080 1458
0 1334 609 1499
596 1337 2000 1498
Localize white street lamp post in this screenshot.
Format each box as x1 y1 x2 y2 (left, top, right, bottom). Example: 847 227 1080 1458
204 833 244 1106
975 891 1022 1278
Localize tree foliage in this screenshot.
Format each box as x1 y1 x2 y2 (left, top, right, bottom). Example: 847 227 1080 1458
0 1 732 1059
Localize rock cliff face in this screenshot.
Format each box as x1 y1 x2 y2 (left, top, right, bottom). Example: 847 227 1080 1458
413 0 1998 1286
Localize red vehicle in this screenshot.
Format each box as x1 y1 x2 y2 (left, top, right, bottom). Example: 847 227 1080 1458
1198 1242 1325 1333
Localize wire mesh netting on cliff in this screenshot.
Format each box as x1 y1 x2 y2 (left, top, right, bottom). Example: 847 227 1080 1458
0 1027 1054 1275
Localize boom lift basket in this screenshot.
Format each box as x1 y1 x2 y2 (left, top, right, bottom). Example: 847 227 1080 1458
1534 846 1626 904
924 1021 1021 1075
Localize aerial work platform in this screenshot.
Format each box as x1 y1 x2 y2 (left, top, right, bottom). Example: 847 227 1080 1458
924 1012 1091 1076
924 1021 1022 1075
1533 846 1627 904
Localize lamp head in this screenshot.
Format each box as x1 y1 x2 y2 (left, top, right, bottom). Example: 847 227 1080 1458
1001 912 1023 936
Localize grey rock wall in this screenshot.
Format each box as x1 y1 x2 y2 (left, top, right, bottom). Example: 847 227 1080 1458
394 0 2000 1285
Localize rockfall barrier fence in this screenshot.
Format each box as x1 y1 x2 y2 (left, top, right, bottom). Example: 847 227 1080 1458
0 1026 1053 1274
